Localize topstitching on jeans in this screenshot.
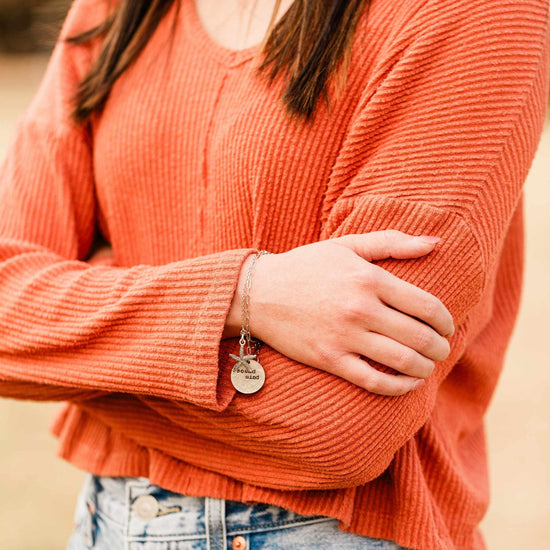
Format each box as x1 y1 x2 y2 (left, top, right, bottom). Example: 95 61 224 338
225 515 338 535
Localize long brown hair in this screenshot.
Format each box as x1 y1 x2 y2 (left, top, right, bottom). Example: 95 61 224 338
67 0 369 124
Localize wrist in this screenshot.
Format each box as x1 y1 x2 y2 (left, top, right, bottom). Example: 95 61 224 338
223 253 255 339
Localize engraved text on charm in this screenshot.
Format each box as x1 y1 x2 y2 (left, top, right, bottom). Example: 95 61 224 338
230 346 265 394
229 345 265 393
231 359 265 394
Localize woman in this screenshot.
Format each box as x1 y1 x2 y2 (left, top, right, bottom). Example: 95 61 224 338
0 0 548 548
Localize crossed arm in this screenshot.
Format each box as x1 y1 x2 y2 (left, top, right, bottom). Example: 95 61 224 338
0 0 548 489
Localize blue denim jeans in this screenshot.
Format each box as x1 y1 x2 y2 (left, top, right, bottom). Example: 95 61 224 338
67 475 407 550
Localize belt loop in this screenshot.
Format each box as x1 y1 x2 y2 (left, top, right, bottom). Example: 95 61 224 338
205 497 227 550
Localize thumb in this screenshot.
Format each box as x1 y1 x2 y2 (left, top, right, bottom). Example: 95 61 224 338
331 230 440 262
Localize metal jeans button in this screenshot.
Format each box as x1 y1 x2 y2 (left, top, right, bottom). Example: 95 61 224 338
133 494 160 522
232 535 247 550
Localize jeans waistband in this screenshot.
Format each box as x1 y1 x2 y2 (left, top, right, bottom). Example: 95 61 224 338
89 475 333 542
71 474 406 550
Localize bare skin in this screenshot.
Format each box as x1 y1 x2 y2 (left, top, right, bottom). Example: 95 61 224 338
196 1 455 395
194 0 294 51
224 232 454 397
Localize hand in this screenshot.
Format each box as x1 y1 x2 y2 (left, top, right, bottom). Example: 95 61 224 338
230 230 454 396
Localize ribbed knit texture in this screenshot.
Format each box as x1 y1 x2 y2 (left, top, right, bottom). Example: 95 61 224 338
0 0 548 548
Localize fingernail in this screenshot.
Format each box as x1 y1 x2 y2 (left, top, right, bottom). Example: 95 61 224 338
412 379 426 390
415 235 441 245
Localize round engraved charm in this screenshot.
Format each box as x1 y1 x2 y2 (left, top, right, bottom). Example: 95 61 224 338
231 359 265 394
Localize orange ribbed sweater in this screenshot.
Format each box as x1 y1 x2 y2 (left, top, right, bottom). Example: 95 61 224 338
0 0 548 548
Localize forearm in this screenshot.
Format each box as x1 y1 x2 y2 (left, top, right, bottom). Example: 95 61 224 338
0 242 257 409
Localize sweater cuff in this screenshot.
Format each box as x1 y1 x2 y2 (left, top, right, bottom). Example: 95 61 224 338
187 248 256 411
0 248 257 410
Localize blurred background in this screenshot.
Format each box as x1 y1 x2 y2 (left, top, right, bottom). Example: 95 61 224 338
0 2 549 549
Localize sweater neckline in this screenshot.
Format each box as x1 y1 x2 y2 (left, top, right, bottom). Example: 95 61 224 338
182 0 261 68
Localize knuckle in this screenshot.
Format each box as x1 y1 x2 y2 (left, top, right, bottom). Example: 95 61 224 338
422 297 441 322
351 264 384 291
378 231 395 256
341 297 366 322
414 327 434 354
360 370 384 394
360 369 404 396
393 348 416 373
392 349 435 380
314 342 339 367
393 382 412 397
349 266 370 287
383 229 402 241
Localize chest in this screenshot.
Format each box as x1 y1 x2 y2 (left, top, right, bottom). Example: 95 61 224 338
89 1 378 265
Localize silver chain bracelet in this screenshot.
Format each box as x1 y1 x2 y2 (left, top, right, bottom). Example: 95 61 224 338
229 250 273 394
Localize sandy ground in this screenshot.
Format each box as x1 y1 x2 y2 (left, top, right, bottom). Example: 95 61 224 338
0 53 548 550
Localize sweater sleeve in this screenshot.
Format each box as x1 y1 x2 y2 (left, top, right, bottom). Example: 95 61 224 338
112 0 547 490
0 0 257 411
